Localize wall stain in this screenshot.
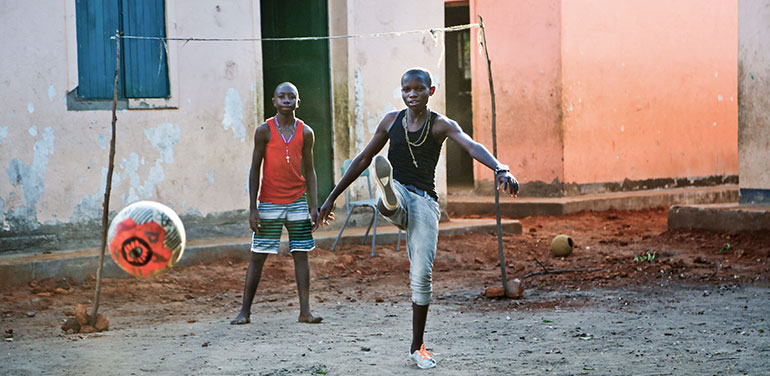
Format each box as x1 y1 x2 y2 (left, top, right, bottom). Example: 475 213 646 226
222 88 246 141
144 121 181 163
4 127 54 230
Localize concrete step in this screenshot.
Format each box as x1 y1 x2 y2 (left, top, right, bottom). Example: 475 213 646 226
448 185 738 218
0 218 521 286
668 203 770 232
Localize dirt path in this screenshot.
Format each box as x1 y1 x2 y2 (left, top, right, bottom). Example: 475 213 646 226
3 284 769 375
2 209 769 375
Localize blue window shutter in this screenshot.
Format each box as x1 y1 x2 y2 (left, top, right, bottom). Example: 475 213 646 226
75 0 121 99
122 0 169 98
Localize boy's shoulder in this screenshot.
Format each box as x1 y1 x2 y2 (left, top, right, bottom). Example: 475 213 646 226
254 121 271 139
382 109 403 122
301 121 314 134
431 111 456 126
256 121 271 132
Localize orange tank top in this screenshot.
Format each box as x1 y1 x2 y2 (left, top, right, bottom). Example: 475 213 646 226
258 117 306 204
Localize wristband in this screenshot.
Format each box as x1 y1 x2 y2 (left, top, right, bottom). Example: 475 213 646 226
494 165 510 175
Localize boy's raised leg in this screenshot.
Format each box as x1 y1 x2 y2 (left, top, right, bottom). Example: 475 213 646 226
292 251 323 323
231 252 269 325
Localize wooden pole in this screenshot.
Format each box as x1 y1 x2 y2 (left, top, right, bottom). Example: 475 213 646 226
90 31 121 326
478 15 509 296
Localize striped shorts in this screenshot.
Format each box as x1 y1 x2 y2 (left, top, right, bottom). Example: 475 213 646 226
251 195 316 254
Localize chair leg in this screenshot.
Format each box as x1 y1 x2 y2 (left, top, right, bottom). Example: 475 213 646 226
370 211 378 258
331 211 354 251
361 208 376 245
396 229 402 252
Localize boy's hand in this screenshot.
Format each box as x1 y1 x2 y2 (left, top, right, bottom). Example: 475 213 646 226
496 171 520 197
318 200 335 227
249 207 261 234
310 209 320 231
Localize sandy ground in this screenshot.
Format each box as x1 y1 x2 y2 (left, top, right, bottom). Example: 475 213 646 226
2 208 769 375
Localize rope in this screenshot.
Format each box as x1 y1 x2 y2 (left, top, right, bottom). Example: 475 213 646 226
112 23 479 42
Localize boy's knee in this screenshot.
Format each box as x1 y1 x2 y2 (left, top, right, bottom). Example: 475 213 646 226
410 270 433 305
411 289 432 306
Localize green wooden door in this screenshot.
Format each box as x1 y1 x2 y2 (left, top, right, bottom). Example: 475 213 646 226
261 0 334 203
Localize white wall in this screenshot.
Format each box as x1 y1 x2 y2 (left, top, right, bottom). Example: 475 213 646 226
330 0 447 207
0 0 261 249
738 0 770 204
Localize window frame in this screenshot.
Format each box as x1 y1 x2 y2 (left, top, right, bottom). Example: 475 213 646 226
66 0 179 110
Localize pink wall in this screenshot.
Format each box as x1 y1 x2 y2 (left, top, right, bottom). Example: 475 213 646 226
561 0 738 185
469 0 564 191
466 0 737 195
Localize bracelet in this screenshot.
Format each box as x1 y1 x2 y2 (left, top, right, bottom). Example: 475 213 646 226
494 165 510 175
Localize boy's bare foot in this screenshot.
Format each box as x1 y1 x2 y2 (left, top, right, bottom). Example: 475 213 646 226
298 313 323 324
230 312 251 325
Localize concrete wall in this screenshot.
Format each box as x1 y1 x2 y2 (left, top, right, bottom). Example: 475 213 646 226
469 0 565 196
561 0 738 193
738 0 770 204
0 0 262 252
467 0 738 196
329 0 447 207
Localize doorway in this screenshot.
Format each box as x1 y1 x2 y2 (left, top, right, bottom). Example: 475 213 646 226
445 3 474 189
261 0 334 201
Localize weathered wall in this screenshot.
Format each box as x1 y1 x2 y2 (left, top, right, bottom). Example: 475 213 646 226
469 0 564 196
561 0 738 194
466 0 738 197
738 0 770 204
0 1 262 252
329 0 447 207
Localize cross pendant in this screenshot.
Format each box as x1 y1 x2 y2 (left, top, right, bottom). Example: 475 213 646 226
286 155 290 163
412 160 419 168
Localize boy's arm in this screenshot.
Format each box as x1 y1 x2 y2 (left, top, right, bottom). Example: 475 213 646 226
435 116 519 196
249 123 270 233
301 125 320 230
318 112 398 223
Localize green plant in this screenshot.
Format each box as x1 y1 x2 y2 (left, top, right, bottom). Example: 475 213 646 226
634 251 657 263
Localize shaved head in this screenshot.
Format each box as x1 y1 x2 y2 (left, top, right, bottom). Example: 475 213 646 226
274 82 299 98
401 68 433 87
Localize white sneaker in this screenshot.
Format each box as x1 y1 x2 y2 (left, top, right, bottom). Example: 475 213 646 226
374 155 398 211
407 344 436 369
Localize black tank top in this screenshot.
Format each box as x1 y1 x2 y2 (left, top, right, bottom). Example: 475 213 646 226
387 109 443 201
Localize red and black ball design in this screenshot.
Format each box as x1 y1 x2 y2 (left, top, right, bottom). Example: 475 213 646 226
107 201 186 277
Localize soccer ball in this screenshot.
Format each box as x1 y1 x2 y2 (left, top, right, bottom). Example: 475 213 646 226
107 201 186 277
550 234 574 257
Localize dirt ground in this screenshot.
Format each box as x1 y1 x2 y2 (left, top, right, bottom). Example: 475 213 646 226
2 208 770 375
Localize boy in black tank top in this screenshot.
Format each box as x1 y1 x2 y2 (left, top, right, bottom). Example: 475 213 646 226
320 68 518 369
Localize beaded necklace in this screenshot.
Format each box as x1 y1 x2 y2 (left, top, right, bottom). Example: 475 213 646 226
275 117 297 164
402 109 431 168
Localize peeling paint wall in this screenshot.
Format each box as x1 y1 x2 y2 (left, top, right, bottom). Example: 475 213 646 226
0 1 262 251
330 0 447 206
738 0 770 204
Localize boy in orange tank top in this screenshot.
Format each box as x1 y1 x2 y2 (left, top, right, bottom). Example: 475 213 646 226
230 82 330 325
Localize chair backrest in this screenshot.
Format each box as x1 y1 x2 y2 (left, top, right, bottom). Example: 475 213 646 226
341 159 369 177
341 159 373 209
